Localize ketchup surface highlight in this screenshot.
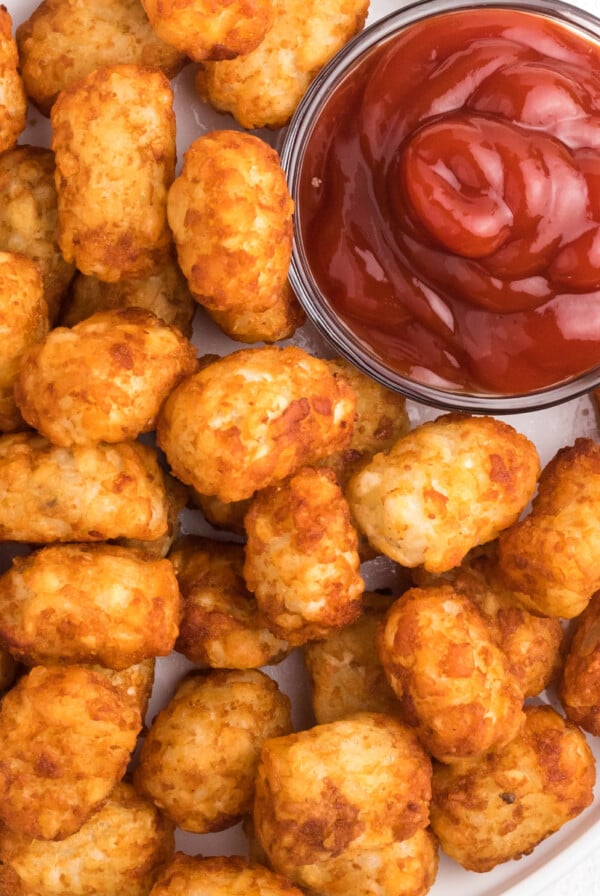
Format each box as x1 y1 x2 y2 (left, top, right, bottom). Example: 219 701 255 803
298 8 600 395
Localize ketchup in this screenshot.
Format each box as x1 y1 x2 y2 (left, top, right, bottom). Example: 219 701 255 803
298 8 600 394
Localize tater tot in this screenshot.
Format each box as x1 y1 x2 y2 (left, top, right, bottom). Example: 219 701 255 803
156 345 356 502
51 64 176 282
149 853 305 896
303 592 400 724
0 781 175 896
60 258 196 336
16 0 186 116
169 535 291 669
117 471 189 559
319 358 410 486
0 8 26 153
346 413 540 573
377 585 525 763
253 712 432 874
0 543 181 669
0 433 169 544
288 828 439 896
0 665 141 841
140 0 272 61
15 308 198 447
94 659 156 719
134 669 292 833
0 251 48 433
414 548 564 698
243 466 364 646
0 145 76 321
167 131 294 318
558 591 600 735
498 439 600 618
208 280 305 344
430 705 596 872
195 0 369 129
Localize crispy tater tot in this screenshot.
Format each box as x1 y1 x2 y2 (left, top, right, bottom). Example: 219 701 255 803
377 585 525 763
287 828 439 896
51 64 176 282
413 547 565 698
156 345 356 502
140 0 273 61
0 251 48 433
253 712 432 874
0 543 182 669
134 669 292 833
558 591 600 735
245 812 438 896
498 439 600 618
346 413 540 574
15 308 198 447
0 8 26 153
0 433 169 544
117 472 189 559
61 260 196 336
16 0 186 116
430 705 596 872
303 592 400 724
169 535 291 669
0 665 142 841
195 0 369 129
208 280 305 344
0 145 76 322
94 659 156 719
319 358 410 486
149 853 305 896
0 781 175 896
244 466 364 646
167 131 293 318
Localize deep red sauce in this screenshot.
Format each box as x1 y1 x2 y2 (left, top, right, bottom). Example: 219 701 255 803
299 8 600 394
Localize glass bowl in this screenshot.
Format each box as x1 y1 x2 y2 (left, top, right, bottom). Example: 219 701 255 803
280 0 600 413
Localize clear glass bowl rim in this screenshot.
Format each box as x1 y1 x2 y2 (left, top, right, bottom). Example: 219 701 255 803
280 0 600 413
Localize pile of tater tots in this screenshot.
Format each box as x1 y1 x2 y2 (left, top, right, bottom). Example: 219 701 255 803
0 0 599 894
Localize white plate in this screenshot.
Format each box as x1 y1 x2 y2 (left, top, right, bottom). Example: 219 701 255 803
5 0 600 893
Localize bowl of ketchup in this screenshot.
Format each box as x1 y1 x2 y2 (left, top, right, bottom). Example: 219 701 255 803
281 0 600 412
